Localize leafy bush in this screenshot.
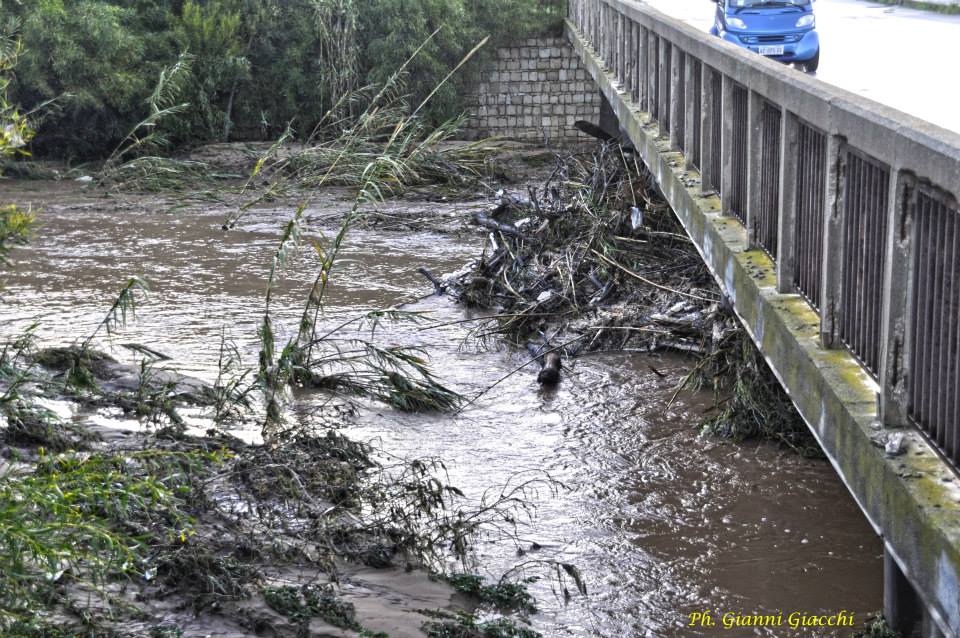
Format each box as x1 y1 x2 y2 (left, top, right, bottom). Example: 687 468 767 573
446 573 537 613
11 0 174 159
9 0 565 157
0 450 225 633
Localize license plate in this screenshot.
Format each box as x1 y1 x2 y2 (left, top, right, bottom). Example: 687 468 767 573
759 45 785 56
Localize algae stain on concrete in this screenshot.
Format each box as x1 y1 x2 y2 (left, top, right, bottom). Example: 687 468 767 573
937 551 960 631
725 257 737 304
755 297 765 344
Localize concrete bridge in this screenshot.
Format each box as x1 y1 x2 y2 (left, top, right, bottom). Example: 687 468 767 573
503 1 960 636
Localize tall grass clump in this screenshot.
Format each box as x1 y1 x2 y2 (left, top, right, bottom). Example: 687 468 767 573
245 32 505 434
99 54 214 191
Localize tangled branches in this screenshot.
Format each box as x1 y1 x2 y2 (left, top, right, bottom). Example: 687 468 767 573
445 143 731 358
440 143 817 453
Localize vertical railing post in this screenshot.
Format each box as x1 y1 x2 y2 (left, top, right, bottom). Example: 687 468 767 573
641 27 651 113
601 3 608 65
595 3 600 57
612 9 618 78
626 20 635 97
647 32 657 118
597 0 602 55
658 37 670 135
821 135 845 349
592 0 598 50
683 55 697 169
618 12 626 85
777 110 799 293
632 23 641 104
610 5 617 71
745 91 763 247
701 66 716 194
592 0 596 47
585 0 590 46
609 3 614 66
720 75 734 215
669 43 683 151
880 171 914 427
614 11 621 82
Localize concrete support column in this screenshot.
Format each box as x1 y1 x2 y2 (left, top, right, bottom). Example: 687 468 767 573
683 54 697 169
879 170 914 427
745 90 763 247
820 134 844 349
669 44 683 151
599 91 619 141
720 74 734 216
885 547 923 638
700 65 716 195
777 109 799 294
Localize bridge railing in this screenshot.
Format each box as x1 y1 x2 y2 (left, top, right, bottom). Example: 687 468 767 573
568 0 960 469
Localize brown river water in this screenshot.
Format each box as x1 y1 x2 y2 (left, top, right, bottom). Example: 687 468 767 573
0 180 882 637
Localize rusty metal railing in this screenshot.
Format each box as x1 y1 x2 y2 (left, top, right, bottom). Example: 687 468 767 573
909 185 960 467
756 101 781 258
839 149 890 376
793 121 827 310
728 84 748 223
708 68 721 193
566 0 960 473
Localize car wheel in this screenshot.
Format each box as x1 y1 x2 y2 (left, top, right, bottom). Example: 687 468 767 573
804 51 820 73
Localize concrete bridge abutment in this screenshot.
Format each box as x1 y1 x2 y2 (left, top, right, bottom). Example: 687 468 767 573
464 37 601 146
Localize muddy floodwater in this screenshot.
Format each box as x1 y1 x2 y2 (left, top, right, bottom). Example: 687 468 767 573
0 180 883 637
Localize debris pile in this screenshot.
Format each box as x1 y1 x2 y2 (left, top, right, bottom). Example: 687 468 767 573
434 143 818 453
435 143 738 360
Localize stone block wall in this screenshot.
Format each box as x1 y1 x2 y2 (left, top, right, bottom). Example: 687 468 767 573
464 37 601 146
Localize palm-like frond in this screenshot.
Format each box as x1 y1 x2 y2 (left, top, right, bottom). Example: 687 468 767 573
80 276 150 353
101 53 196 183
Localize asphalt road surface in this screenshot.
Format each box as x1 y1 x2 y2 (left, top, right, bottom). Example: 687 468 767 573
637 0 960 134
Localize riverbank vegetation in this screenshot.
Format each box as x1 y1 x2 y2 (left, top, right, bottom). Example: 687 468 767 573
0 29 35 272
4 0 564 161
0 32 565 635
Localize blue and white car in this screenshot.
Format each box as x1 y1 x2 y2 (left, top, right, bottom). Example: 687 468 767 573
709 0 820 72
